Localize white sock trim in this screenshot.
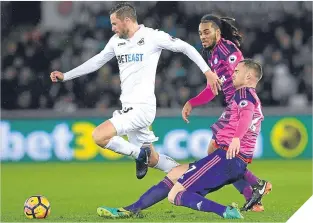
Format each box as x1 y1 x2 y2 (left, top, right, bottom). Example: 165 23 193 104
106 136 141 159
153 154 180 173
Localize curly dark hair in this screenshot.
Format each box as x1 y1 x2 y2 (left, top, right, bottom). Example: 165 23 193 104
201 14 242 48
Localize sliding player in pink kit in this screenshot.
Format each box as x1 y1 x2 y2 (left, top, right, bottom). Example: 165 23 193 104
98 59 266 219
166 59 265 219
181 14 272 212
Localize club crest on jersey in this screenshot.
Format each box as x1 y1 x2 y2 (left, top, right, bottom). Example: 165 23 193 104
220 75 226 84
214 58 218 64
229 54 237 63
239 100 248 108
137 38 145 45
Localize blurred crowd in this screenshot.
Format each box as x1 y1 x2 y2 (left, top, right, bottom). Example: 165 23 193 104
1 1 312 111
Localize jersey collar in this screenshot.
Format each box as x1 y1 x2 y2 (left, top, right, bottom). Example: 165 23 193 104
127 24 145 41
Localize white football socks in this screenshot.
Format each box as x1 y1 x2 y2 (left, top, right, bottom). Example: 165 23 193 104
106 136 140 159
153 154 180 173
106 137 180 173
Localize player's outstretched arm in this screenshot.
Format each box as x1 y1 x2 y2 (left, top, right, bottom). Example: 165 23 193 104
182 85 215 123
188 85 215 107
153 30 221 94
51 38 115 82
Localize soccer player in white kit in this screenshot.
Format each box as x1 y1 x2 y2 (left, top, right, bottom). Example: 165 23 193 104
50 2 221 179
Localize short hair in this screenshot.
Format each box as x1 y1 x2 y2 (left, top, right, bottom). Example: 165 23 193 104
109 2 137 22
239 59 263 81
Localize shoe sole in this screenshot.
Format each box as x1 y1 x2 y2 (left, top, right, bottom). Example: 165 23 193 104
251 205 265 212
225 211 244 219
225 216 244 219
264 182 272 195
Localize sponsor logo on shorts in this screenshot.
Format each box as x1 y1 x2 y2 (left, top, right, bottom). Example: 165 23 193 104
197 201 203 210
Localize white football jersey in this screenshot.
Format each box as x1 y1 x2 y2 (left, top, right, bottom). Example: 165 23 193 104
63 25 210 106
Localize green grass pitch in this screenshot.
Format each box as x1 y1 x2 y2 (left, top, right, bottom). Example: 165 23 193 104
1 160 312 222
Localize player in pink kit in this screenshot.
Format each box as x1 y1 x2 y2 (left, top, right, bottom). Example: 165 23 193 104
97 59 267 219
182 14 272 212
165 59 265 219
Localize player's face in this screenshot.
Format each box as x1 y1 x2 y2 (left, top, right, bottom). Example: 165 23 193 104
199 22 218 50
110 13 129 39
232 63 248 87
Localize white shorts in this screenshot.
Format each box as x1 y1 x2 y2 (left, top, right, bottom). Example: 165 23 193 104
109 104 159 147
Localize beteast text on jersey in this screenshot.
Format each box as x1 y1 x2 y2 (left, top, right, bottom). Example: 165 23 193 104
117 54 144 64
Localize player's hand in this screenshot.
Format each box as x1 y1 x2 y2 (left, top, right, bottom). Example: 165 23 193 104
204 70 222 95
227 137 240 160
182 101 192 124
50 71 64 82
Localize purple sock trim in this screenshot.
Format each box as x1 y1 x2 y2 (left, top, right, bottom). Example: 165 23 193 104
162 176 174 189
244 170 259 186
174 191 184 206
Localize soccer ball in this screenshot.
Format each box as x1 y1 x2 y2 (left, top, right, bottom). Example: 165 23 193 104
24 195 51 219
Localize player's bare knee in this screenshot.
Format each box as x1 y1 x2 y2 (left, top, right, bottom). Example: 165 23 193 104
166 167 179 182
167 164 188 183
92 128 102 145
168 183 185 204
92 121 117 146
167 188 178 204
92 129 110 147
